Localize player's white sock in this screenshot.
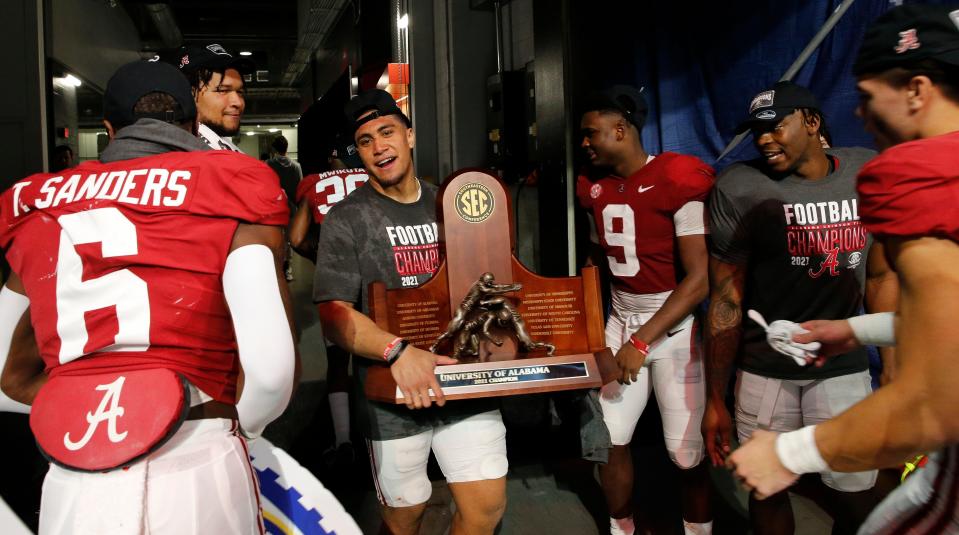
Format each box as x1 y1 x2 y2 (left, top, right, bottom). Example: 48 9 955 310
329 392 350 446
683 520 713 535
610 515 635 535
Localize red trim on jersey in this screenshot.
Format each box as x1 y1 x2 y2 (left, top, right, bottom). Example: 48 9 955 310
236 423 266 535
367 438 386 505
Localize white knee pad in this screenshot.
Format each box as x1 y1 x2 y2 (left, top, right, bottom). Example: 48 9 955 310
368 433 434 507
667 440 705 469
433 411 509 483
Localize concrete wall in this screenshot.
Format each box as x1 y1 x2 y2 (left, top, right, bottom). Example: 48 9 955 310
47 0 141 91
0 0 47 182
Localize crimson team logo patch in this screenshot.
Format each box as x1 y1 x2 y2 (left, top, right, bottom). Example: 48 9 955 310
895 29 920 54
30 369 188 471
455 183 495 223
589 183 603 199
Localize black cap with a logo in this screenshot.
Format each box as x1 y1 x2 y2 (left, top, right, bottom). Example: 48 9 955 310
171 43 255 76
103 60 197 129
854 4 959 76
344 89 410 136
734 81 820 134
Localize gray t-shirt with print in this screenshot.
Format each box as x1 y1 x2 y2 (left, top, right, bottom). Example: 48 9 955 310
313 179 496 440
709 147 875 380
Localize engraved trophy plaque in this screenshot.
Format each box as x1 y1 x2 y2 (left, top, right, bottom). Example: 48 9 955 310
365 169 615 403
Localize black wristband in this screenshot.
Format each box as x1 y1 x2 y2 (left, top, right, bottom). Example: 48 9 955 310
386 339 410 366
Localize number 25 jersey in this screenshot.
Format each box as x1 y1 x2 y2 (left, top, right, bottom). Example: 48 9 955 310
576 152 715 295
0 150 289 403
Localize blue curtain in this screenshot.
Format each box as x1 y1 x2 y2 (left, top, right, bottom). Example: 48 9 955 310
574 0 955 170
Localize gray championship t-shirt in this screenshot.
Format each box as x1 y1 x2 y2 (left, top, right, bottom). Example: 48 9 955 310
313 179 496 440
709 147 875 380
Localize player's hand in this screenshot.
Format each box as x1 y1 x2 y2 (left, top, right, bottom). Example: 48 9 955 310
702 399 733 466
793 319 860 365
390 346 458 410
614 343 647 385
727 430 799 499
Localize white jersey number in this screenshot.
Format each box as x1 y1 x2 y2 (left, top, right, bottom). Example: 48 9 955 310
56 208 150 364
316 173 368 215
602 204 640 277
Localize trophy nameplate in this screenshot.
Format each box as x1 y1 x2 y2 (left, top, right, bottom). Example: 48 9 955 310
365 169 616 403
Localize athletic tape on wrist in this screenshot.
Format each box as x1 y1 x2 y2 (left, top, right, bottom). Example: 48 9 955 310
775 425 829 475
629 335 650 355
848 312 896 347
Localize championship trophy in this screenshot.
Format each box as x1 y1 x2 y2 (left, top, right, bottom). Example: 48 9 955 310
365 169 615 403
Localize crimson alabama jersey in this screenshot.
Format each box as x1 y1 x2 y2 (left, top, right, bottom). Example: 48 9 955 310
857 131 959 242
296 168 368 224
576 152 715 295
0 150 289 403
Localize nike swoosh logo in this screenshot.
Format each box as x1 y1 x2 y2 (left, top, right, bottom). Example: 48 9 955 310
666 328 685 337
638 185 655 193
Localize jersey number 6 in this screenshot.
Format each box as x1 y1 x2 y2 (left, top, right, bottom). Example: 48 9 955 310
56 207 150 364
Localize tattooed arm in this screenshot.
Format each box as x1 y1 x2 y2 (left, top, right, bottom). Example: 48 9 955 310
702 257 746 466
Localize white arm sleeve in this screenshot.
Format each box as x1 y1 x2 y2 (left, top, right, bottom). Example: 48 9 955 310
223 244 296 438
0 286 31 413
673 201 707 237
848 312 896 347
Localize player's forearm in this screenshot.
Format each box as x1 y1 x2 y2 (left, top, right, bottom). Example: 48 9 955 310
0 320 46 407
0 371 45 406
816 379 950 471
819 241 959 470
317 301 400 363
704 258 745 401
288 200 310 250
705 315 741 403
633 270 707 344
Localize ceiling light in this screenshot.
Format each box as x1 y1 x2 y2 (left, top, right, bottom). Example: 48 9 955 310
239 51 252 56
245 131 255 136
397 14 409 29
268 128 279 133
64 74 82 87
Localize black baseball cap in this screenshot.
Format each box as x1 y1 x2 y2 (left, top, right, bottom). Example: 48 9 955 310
344 89 411 136
331 133 363 168
854 4 959 76
103 60 197 129
734 81 820 133
581 85 648 130
172 43 255 76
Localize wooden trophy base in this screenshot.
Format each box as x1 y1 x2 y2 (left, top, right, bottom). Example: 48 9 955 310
364 169 617 404
365 348 615 403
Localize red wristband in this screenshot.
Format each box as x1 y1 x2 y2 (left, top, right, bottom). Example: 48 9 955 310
629 335 650 355
383 337 402 361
